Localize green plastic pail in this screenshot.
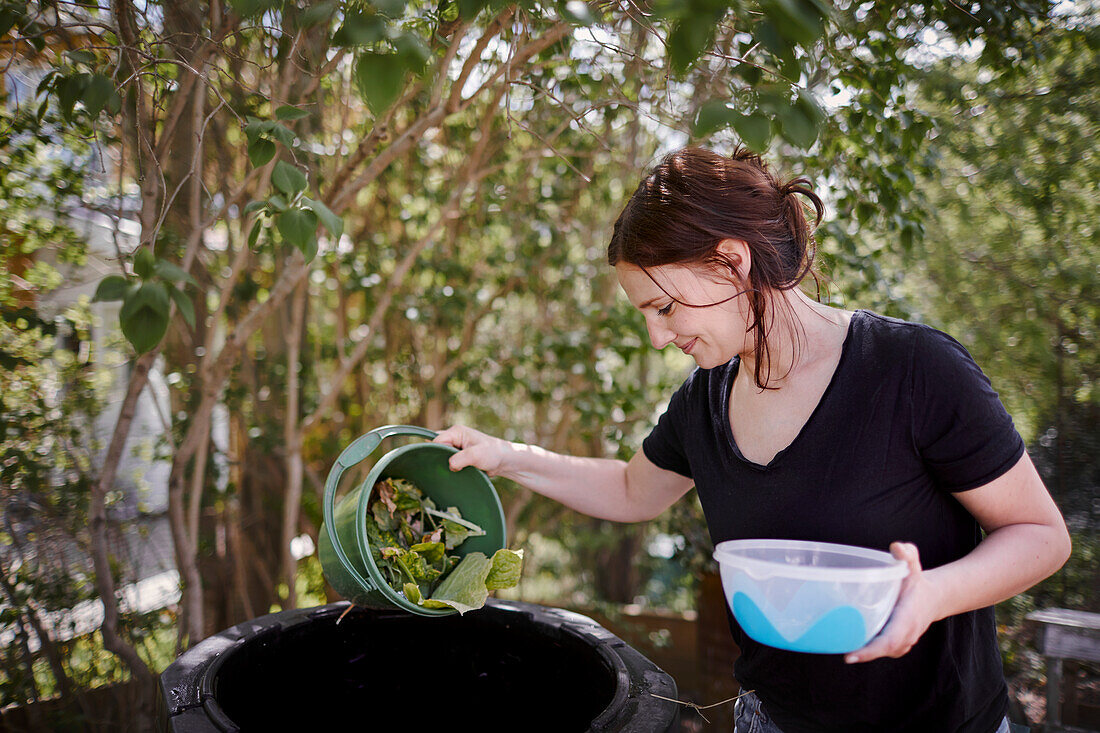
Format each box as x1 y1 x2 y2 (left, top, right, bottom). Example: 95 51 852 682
317 425 506 616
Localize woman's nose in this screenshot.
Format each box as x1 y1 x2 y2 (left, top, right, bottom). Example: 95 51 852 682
646 317 676 350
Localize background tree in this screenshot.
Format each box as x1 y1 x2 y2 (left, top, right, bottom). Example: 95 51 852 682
1 0 1090 729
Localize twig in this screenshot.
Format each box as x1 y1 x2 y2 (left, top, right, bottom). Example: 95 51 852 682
336 604 356 625
649 689 754 724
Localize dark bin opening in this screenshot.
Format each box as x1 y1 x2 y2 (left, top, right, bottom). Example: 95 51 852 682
212 606 615 730
159 601 678 732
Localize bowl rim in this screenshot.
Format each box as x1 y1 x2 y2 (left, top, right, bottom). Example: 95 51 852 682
713 538 910 583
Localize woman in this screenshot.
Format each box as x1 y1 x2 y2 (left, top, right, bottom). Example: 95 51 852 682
434 147 1070 732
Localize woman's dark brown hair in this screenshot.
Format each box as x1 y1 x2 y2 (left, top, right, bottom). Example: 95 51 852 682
607 146 825 388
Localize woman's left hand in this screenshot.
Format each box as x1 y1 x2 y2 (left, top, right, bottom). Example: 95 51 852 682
845 542 940 664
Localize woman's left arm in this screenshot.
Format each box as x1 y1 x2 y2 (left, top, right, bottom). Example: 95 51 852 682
847 451 1072 664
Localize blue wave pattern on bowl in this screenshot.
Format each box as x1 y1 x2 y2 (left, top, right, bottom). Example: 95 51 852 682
732 592 866 654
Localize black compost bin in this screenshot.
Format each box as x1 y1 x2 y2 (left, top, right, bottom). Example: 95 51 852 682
157 599 680 732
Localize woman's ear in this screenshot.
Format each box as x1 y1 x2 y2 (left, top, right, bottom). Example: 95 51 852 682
716 239 751 282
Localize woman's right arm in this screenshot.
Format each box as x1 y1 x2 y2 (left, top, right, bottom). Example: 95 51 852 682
433 425 695 522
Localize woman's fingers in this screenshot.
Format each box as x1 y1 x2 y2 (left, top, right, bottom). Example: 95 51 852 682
433 425 503 474
845 542 929 664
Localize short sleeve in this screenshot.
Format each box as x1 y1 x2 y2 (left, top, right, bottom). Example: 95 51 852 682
642 378 694 478
910 326 1025 492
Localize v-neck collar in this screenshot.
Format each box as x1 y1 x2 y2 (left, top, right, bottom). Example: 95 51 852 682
720 310 863 471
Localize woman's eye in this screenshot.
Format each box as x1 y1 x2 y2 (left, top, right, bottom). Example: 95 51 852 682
656 303 673 317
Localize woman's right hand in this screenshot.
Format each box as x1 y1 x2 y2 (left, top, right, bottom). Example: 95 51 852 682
433 425 516 477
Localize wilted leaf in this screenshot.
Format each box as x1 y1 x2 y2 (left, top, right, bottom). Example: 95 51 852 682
485 549 523 590
421 552 491 614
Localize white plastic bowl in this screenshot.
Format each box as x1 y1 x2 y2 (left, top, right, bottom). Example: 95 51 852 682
713 539 909 654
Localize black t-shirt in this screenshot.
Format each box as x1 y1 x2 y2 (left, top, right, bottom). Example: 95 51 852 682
643 310 1024 733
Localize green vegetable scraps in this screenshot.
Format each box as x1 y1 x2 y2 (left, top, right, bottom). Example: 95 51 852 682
366 477 523 614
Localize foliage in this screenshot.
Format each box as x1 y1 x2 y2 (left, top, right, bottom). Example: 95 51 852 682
365 476 521 613
0 0 1092 726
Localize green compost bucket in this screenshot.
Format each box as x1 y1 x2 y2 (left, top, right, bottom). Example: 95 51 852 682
317 425 506 616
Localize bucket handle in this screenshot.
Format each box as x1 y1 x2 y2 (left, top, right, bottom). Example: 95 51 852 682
322 425 438 593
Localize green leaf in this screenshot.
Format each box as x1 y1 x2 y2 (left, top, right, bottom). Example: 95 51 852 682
276 208 319 259
332 8 388 46
760 0 826 46
421 552 492 614
228 0 282 19
81 74 118 117
275 104 310 121
355 52 408 114
297 0 338 28
243 199 266 216
668 15 716 76
442 519 471 550
393 32 430 73
795 88 824 126
132 246 155 279
456 0 490 18
248 138 276 167
301 196 343 238
153 259 199 286
56 73 89 121
734 112 773 151
168 286 196 328
119 282 170 353
369 0 406 17
64 49 97 66
268 123 296 147
93 275 130 302
485 549 523 590
272 159 308 195
247 220 264 249
778 100 817 148
754 19 792 61
35 69 60 97
693 99 739 137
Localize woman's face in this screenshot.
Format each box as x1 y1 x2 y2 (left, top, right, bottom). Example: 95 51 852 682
615 255 752 369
